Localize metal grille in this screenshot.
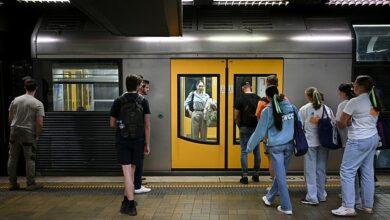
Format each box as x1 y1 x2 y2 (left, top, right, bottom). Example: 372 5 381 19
36 112 121 175
40 16 83 31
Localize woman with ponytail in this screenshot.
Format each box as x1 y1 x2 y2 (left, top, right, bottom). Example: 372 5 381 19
332 75 380 216
247 85 298 215
299 87 333 205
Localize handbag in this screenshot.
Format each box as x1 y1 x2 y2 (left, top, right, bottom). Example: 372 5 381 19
377 113 390 150
293 110 309 156
318 105 341 149
185 91 195 118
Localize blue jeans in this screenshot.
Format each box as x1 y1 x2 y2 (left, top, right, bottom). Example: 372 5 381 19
341 134 379 208
239 127 260 176
304 146 329 203
266 142 294 211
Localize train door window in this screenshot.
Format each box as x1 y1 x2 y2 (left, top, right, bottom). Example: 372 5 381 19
52 63 119 111
178 75 219 143
233 75 269 144
353 25 390 62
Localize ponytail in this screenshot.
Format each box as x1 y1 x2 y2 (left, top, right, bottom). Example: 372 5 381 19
369 86 382 112
266 86 283 131
305 87 322 110
355 75 382 112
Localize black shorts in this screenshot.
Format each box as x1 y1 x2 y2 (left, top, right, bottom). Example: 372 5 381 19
116 136 144 165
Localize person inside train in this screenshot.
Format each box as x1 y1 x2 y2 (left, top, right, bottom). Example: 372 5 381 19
299 87 332 205
234 81 261 184
134 79 152 194
332 75 381 216
184 80 210 141
110 74 151 216
247 85 297 215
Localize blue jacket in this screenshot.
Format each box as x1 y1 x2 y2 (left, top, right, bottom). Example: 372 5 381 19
247 100 298 152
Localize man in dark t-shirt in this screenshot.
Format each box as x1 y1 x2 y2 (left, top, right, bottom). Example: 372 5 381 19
234 81 261 184
110 74 151 216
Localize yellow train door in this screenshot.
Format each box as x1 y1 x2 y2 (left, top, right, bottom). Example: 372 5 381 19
171 59 226 169
227 59 284 170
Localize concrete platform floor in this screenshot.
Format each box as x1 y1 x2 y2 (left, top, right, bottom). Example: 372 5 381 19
1 175 390 219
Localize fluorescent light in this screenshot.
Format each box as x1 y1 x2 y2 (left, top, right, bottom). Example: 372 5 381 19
207 35 269 42
37 37 61 43
326 0 390 6
18 0 70 2
353 24 390 28
291 35 351 42
213 0 289 6
135 36 198 43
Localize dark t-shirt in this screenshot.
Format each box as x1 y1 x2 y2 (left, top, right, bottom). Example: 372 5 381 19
110 93 151 134
234 93 260 128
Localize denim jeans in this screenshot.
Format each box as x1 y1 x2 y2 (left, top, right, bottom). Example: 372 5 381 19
340 134 379 208
341 147 361 205
304 146 329 203
239 127 260 176
266 142 294 211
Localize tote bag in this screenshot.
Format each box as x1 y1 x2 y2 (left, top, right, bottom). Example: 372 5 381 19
293 110 308 156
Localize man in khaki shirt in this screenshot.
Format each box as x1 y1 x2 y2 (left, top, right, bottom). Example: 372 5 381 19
8 78 45 191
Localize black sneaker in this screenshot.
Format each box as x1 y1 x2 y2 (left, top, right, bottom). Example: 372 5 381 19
301 198 318 205
252 175 259 182
120 201 137 216
120 200 137 213
9 183 20 191
240 176 249 184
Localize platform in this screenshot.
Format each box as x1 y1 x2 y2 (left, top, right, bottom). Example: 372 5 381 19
1 175 390 219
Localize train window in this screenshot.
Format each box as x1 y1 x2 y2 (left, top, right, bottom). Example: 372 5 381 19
178 75 219 144
353 25 390 62
233 75 270 144
52 63 119 111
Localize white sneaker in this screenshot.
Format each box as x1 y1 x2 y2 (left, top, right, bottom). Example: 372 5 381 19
277 206 292 215
262 196 271 206
331 206 356 216
134 186 151 194
355 204 373 214
266 186 271 192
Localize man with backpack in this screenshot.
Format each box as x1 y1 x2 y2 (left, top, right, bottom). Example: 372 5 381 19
110 74 151 216
234 81 261 184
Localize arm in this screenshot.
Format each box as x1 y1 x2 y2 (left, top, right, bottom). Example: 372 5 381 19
338 112 352 129
234 109 240 126
247 108 269 152
35 116 43 141
184 92 193 115
110 116 117 128
144 114 151 155
8 111 13 125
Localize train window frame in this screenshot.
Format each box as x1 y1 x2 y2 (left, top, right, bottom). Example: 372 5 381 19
177 74 220 145
50 61 120 112
233 74 274 145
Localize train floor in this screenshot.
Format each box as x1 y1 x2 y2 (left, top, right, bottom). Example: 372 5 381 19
1 175 390 219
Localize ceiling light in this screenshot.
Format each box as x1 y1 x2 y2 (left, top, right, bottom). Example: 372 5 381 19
18 0 70 3
291 35 351 42
213 0 289 6
326 0 390 6
135 36 198 43
37 37 62 43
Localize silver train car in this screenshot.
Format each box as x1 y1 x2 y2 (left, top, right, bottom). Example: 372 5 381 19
31 7 390 175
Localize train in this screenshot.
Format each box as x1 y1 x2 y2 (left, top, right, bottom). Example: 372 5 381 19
29 6 390 175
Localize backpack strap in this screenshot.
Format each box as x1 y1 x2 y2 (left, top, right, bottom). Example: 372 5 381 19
321 105 329 119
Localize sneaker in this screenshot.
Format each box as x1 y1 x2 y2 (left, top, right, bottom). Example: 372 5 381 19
355 204 373 214
26 183 43 191
319 198 327 202
120 201 137 216
262 196 271 206
134 186 151 194
252 175 259 182
120 200 137 212
9 183 20 191
301 198 318 205
277 206 292 215
331 206 357 216
266 186 271 192
240 176 249 184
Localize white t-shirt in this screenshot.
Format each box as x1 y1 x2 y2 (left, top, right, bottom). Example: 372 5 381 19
343 93 378 140
336 100 349 147
299 103 335 147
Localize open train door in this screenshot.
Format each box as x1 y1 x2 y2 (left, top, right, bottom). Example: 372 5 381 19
171 59 226 169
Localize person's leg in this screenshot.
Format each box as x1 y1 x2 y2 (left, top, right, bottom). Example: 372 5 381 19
7 140 21 188
200 113 207 141
191 112 200 140
22 142 40 187
239 127 250 182
133 157 143 190
359 135 378 210
253 144 260 178
303 147 319 204
316 146 329 202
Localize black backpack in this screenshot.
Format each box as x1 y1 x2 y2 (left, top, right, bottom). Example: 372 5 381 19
318 105 341 149
242 95 259 127
118 94 145 139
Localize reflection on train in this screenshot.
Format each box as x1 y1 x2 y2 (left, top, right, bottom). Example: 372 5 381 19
30 7 390 175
